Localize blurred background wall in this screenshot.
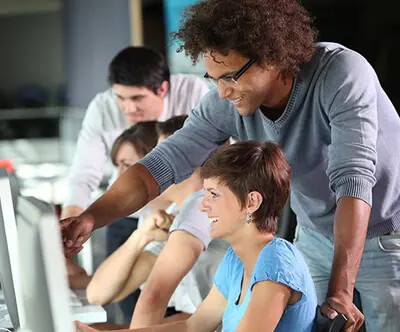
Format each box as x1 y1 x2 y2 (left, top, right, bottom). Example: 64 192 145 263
1 0 398 115
303 0 400 110
0 11 65 107
65 0 131 108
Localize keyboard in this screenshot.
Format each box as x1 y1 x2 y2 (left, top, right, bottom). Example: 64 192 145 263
69 289 83 307
0 294 105 327
0 304 10 324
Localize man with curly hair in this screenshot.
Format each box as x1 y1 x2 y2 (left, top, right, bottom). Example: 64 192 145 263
62 1 400 331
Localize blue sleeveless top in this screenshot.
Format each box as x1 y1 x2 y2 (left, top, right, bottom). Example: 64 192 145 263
213 238 317 332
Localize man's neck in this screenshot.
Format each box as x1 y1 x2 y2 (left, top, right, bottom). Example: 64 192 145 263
259 105 284 121
261 75 294 120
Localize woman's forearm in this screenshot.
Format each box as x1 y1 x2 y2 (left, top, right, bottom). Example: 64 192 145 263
86 230 151 304
76 320 190 332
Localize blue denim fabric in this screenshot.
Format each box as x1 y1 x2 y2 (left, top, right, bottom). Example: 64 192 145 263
106 217 141 323
295 225 400 332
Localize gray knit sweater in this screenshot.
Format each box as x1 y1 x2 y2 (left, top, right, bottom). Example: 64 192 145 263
140 43 400 238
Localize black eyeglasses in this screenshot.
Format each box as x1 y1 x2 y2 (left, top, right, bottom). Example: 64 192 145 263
204 59 256 86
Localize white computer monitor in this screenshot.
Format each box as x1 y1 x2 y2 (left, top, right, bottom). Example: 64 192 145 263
0 168 26 329
17 196 74 332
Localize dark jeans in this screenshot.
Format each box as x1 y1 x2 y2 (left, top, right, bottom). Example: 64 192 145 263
106 217 141 323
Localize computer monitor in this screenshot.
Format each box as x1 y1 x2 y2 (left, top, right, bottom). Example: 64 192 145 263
17 196 74 332
0 168 26 329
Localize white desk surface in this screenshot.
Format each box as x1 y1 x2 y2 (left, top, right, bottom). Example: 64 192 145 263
0 289 106 329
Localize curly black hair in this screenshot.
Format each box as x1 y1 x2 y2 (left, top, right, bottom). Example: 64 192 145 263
173 0 318 76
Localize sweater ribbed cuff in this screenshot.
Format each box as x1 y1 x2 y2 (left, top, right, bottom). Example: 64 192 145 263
367 211 400 238
139 153 175 193
334 177 373 206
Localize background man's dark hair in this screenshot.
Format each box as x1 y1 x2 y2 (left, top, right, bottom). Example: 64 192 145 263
156 115 188 137
201 141 291 233
108 46 170 94
173 0 318 77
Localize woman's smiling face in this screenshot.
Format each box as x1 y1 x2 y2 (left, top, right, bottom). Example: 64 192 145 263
201 177 247 240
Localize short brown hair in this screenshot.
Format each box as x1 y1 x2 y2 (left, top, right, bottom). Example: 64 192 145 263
156 115 188 137
111 121 159 165
173 0 318 76
200 141 291 233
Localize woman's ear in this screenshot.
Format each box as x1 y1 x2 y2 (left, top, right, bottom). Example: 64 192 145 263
246 191 263 214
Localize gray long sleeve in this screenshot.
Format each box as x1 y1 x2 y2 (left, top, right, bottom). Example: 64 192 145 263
140 43 400 238
323 49 377 205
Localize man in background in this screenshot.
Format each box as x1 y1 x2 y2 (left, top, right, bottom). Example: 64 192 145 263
61 46 208 323
62 46 208 219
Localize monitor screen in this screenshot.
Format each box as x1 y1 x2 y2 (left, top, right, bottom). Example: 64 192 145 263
17 196 74 332
0 168 25 329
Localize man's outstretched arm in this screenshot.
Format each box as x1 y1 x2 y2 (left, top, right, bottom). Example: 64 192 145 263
88 163 160 229
61 96 230 256
61 163 160 256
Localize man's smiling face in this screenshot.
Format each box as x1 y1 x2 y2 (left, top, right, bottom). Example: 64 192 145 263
203 50 284 117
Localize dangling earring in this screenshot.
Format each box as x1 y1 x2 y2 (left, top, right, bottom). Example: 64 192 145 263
246 213 252 224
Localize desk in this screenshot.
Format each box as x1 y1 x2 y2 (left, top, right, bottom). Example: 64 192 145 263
0 289 106 330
